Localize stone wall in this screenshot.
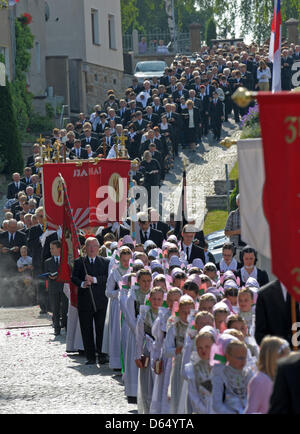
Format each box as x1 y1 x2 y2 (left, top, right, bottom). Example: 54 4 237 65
84 62 132 113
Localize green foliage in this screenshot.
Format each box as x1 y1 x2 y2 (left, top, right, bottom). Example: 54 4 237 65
121 0 213 36
0 79 24 175
205 17 217 46
203 209 229 235
10 18 34 140
28 111 54 134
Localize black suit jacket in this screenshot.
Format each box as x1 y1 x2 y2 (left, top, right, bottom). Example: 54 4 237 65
0 230 26 253
151 221 169 239
71 256 110 311
208 100 224 121
80 138 99 152
20 176 32 186
152 105 165 117
255 280 300 347
7 182 27 199
269 352 300 414
236 267 269 287
186 244 206 265
44 257 64 291
27 224 44 270
143 113 159 126
140 228 164 249
69 147 89 160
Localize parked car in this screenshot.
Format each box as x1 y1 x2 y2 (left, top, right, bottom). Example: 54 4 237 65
205 230 229 262
134 60 168 83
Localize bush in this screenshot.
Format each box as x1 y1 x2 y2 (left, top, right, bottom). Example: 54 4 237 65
0 79 24 175
28 111 55 134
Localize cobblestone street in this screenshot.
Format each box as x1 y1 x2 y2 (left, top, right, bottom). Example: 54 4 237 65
0 326 137 414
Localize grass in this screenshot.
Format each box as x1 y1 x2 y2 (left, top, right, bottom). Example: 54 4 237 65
203 209 229 236
229 161 239 180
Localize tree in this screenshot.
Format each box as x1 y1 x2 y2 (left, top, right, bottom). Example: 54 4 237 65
0 78 24 175
205 17 217 46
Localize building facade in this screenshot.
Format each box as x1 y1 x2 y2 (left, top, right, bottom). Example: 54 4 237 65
0 0 125 116
45 0 124 114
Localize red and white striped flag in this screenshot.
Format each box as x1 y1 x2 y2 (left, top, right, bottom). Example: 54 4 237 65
269 0 281 92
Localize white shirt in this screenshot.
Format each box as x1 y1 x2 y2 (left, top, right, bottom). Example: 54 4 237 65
188 109 195 128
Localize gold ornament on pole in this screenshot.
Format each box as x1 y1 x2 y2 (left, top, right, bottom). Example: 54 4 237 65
53 140 62 163
231 87 258 108
116 134 129 159
220 137 238 148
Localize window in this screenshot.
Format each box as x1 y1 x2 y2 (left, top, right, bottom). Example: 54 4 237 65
35 42 41 73
91 9 100 45
108 15 116 50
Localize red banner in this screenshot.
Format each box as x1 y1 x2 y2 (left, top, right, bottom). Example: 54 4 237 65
257 92 300 302
43 160 130 229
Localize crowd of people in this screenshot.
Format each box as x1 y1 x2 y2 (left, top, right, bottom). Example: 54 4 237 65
1 41 300 414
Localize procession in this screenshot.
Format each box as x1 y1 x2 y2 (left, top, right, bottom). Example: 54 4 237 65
1 0 300 417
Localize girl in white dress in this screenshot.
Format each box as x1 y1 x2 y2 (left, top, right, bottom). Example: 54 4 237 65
105 246 132 369
135 287 164 413
212 339 253 414
183 328 216 413
163 295 195 413
150 287 182 414
124 269 152 404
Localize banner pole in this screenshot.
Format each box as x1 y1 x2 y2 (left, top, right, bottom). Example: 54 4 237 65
291 295 298 351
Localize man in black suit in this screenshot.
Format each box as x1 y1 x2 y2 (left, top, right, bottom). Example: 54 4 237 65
134 111 148 132
172 82 189 103
181 224 205 264
152 97 165 117
27 207 48 314
81 129 99 151
138 212 164 248
269 352 300 414
44 240 68 335
26 143 41 171
131 77 143 95
117 100 130 126
26 185 40 207
69 140 89 160
208 91 224 141
7 173 27 200
255 280 300 348
20 167 33 186
71 237 110 365
0 219 26 274
106 108 121 126
198 86 210 136
143 106 159 126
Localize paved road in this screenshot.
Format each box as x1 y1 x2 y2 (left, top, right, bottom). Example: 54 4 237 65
0 326 137 414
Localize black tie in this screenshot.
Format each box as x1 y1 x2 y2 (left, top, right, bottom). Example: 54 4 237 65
9 234 14 246
144 231 148 240
186 246 190 262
